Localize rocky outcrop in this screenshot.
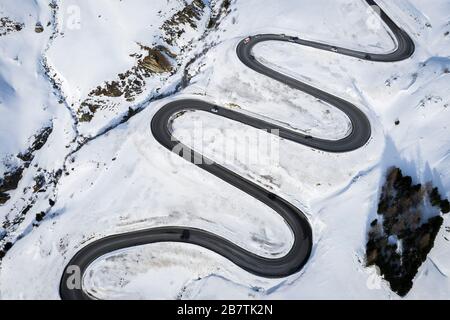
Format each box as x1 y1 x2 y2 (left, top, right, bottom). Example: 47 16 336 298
0 17 23 36
162 0 206 45
0 126 53 205
77 45 174 122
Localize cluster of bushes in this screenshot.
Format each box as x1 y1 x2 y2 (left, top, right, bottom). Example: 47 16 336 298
366 167 449 296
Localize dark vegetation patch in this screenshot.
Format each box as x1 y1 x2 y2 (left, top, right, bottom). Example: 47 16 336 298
77 45 174 122
162 0 206 45
0 126 52 205
366 167 449 296
0 17 24 36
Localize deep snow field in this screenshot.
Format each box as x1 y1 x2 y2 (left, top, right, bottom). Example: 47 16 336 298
1 0 450 299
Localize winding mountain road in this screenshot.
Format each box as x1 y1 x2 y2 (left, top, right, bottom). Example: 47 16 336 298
60 0 414 300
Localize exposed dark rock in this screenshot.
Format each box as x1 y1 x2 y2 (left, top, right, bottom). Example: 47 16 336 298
17 126 53 164
0 17 24 36
162 0 206 45
0 126 53 205
138 46 172 74
0 241 13 260
0 168 24 199
91 82 123 98
0 192 10 204
33 174 46 193
34 22 44 33
35 212 46 222
78 102 101 122
207 0 231 29
3 241 13 252
78 45 174 122
181 229 190 240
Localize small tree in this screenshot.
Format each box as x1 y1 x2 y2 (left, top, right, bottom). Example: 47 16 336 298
441 199 450 214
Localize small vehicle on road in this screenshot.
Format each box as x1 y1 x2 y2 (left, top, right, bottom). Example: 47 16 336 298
244 37 251 44
331 46 338 53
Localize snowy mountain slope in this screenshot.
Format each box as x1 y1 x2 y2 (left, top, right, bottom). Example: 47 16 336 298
45 0 216 137
0 0 77 252
0 0 449 299
0 0 67 173
0 0 225 255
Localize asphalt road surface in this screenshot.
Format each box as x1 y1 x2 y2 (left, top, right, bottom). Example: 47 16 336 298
60 0 414 300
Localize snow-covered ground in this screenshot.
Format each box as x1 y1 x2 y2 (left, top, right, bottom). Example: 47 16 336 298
1 0 450 299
